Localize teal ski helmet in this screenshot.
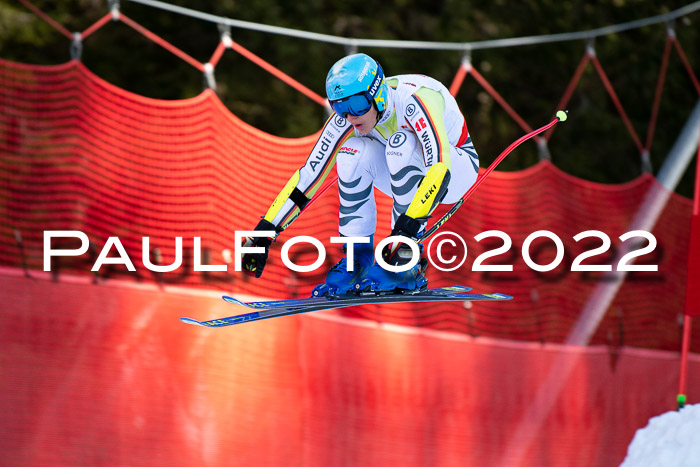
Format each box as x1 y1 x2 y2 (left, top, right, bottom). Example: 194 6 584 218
326 53 388 117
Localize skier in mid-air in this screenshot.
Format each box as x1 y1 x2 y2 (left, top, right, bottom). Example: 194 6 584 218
241 53 480 295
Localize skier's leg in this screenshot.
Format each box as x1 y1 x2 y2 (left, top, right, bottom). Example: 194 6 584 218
335 137 391 237
314 137 388 295
358 130 431 292
384 129 428 226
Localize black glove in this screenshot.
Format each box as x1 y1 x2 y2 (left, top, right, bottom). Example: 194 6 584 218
241 219 277 278
381 213 423 266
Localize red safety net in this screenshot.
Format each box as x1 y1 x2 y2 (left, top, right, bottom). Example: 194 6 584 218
0 271 698 466
1 57 697 351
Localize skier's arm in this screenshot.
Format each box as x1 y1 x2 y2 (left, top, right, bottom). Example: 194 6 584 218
401 88 453 224
383 88 453 265
242 115 354 277
404 87 453 171
265 116 353 228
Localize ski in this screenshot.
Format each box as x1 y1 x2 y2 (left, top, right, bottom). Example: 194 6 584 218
222 285 474 311
180 287 512 328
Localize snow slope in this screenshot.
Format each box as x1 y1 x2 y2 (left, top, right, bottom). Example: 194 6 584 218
621 404 700 467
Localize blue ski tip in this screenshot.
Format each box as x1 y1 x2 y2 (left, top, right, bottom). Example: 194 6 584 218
222 296 245 306
486 293 513 300
180 317 207 326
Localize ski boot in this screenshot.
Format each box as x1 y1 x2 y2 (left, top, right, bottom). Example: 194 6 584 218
312 236 374 297
357 211 431 294
355 257 429 294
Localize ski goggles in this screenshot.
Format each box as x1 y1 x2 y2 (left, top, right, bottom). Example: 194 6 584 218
329 93 373 118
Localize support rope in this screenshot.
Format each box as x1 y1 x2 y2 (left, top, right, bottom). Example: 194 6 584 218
673 39 700 96
208 41 227 68
590 54 645 154
544 52 591 142
119 14 205 72
127 0 700 52
645 33 674 153
17 0 73 40
448 58 470 97
467 63 541 143
80 13 113 40
227 39 328 107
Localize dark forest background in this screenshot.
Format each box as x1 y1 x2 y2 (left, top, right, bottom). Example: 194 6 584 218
1 0 698 196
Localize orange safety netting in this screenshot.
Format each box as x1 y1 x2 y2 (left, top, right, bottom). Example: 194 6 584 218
0 57 696 351
1 271 699 466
